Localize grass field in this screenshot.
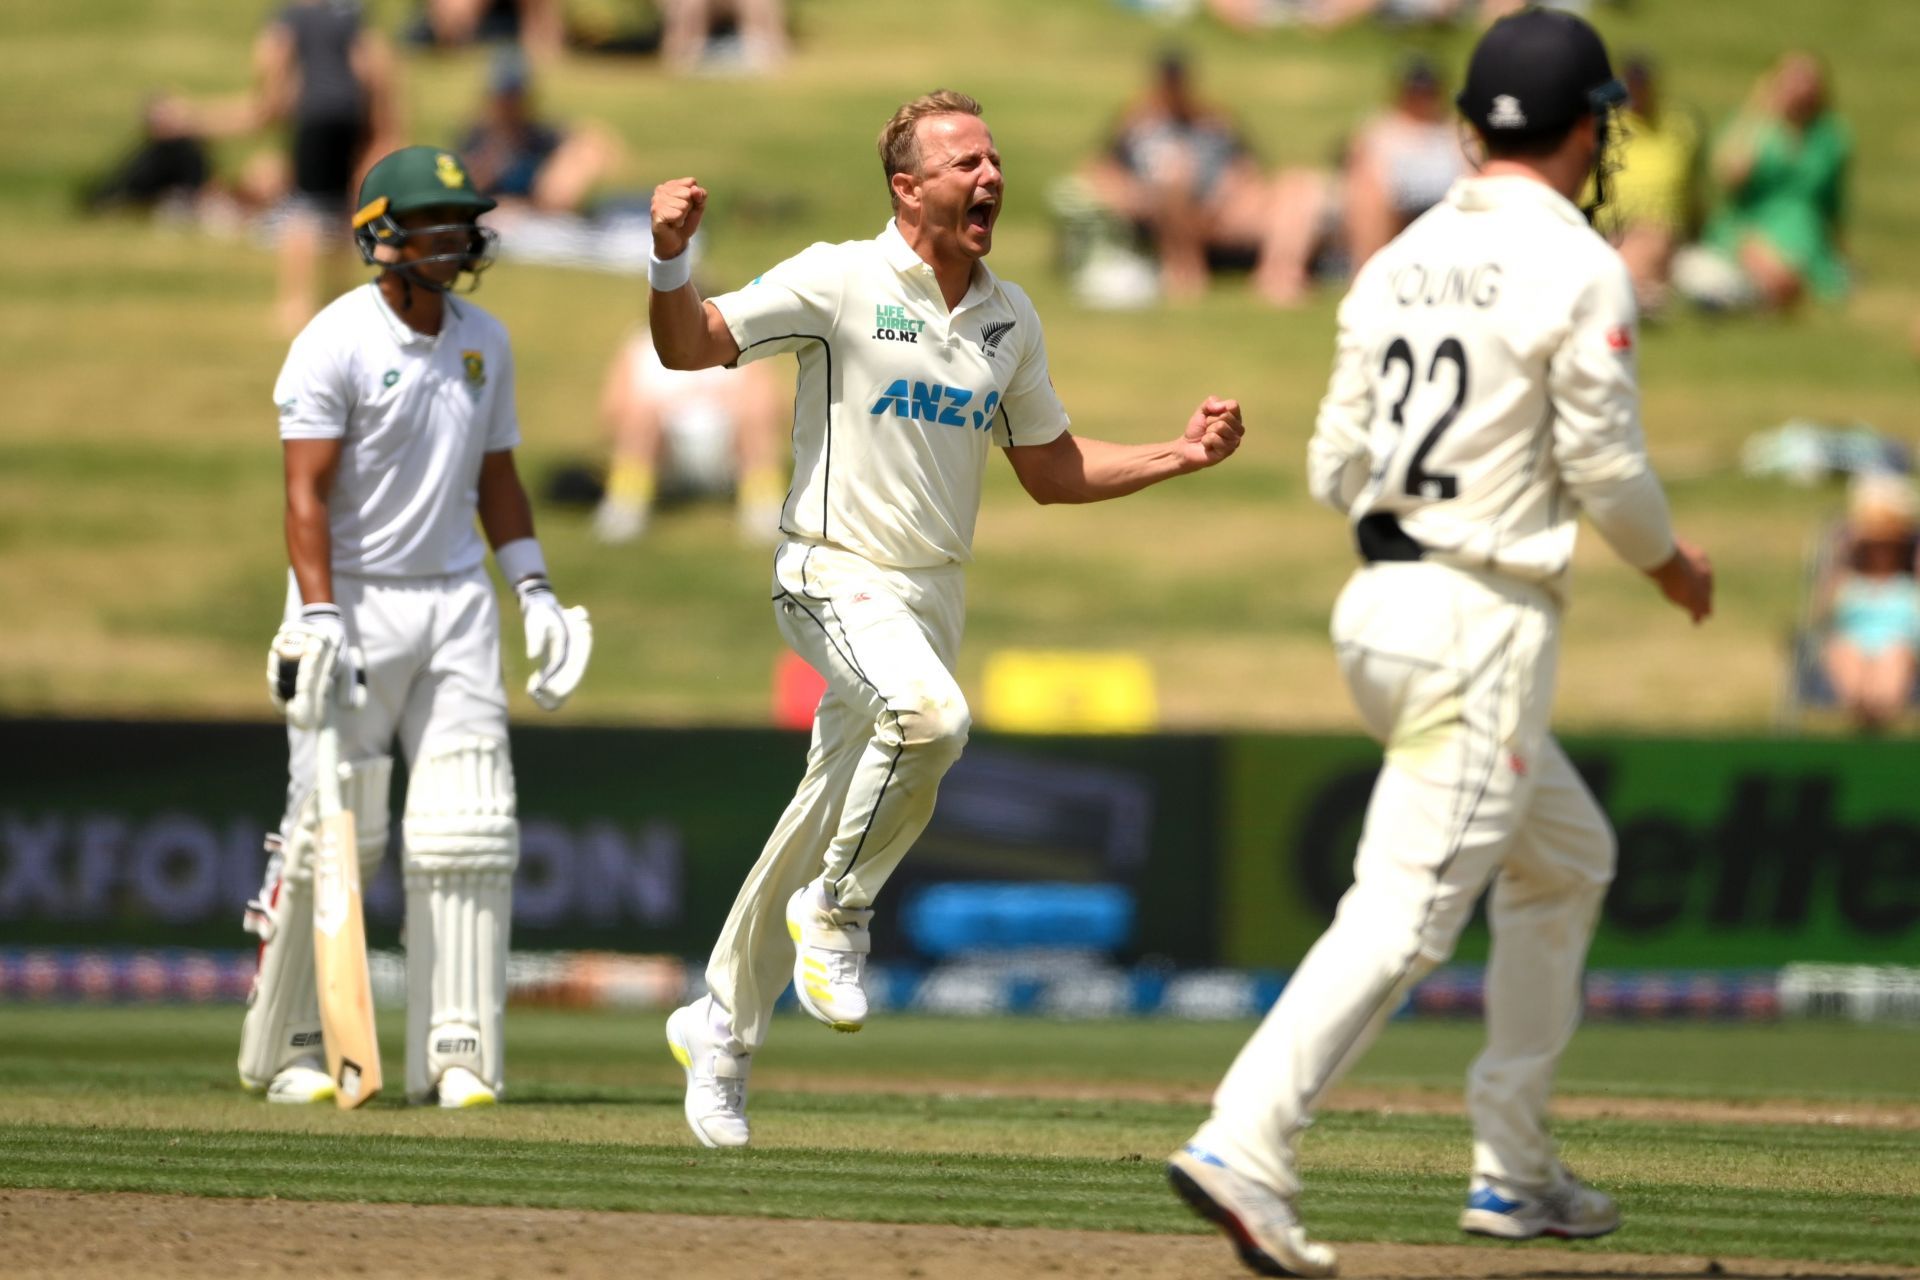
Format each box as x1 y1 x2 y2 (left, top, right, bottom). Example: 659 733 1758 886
1 1006 1916 1270
7 9 1916 1272
3 1 1919 730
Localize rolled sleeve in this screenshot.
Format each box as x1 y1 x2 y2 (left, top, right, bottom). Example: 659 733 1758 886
1306 286 1376 514
1549 258 1676 571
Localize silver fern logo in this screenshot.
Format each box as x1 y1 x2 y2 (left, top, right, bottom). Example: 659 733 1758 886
979 320 1016 356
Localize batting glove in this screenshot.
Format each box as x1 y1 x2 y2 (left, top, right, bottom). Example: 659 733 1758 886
267 604 349 730
516 576 593 712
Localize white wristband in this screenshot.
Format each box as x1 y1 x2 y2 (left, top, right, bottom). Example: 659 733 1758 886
495 537 548 585
648 249 693 292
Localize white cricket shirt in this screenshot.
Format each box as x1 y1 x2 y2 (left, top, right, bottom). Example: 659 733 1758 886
708 220 1071 569
1308 175 1676 594
274 284 520 577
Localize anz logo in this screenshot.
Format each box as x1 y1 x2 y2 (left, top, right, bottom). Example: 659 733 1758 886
869 380 1001 431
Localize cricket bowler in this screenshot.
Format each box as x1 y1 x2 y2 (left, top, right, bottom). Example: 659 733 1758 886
240 144 592 1108
648 90 1247 1147
1168 11 1715 1276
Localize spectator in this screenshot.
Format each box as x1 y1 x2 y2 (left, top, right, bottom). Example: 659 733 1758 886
81 97 215 216
82 98 296 242
408 0 564 61
1590 53 1701 315
1676 51 1851 311
1343 55 1469 268
661 0 789 75
166 0 401 335
1081 50 1284 300
1255 56 1467 306
593 329 787 545
1817 475 1920 733
458 48 621 216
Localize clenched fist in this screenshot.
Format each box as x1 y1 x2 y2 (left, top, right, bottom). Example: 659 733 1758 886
652 177 708 262
1177 396 1245 471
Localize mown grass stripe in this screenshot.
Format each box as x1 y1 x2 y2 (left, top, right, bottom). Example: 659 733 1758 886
3 1123 1915 1265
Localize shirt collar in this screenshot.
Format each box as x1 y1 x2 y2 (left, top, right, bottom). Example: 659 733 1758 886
1446 174 1588 227
877 218 999 310
878 218 924 273
367 281 457 349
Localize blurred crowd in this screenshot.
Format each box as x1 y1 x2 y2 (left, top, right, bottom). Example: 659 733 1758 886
84 0 793 547
83 0 1857 331
1087 4 1893 733
78 0 1897 725
1059 23 1850 319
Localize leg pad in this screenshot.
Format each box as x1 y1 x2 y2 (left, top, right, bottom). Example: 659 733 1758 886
401 737 517 1102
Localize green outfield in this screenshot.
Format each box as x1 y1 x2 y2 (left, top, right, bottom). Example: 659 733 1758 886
4 0 1919 730
1 1007 1915 1266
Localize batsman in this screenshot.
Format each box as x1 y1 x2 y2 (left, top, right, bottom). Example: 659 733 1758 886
239 145 592 1108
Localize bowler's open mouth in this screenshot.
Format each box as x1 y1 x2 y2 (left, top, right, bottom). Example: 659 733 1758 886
966 198 995 231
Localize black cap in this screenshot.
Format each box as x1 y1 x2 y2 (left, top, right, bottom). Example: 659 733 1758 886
1457 7 1620 141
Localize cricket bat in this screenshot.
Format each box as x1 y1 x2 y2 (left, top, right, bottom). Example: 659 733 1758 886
312 704 382 1109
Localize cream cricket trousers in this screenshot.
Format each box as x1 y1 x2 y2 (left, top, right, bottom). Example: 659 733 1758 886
705 540 970 1052
1196 561 1615 1194
281 568 516 1099
282 568 511 802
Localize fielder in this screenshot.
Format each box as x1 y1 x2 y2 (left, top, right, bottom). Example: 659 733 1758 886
1167 12 1715 1276
649 90 1246 1147
239 144 592 1108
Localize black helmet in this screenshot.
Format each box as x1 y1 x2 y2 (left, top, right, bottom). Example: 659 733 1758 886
350 145 499 291
1457 7 1625 144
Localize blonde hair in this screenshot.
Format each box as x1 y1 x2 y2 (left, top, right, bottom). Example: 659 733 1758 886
878 90 984 204
1849 473 1918 541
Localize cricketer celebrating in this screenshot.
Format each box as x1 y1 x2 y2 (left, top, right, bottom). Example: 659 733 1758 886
649 90 1246 1148
1168 12 1715 1276
239 145 592 1109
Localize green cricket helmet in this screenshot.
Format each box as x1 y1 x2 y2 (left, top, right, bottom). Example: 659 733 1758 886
351 145 500 290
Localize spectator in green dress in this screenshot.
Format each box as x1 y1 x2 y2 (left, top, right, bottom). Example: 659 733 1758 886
1676 52 1850 311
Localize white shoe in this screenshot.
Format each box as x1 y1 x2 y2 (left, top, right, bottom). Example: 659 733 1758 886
665 1002 750 1148
1167 1143 1338 1278
264 1063 336 1105
785 881 872 1033
1459 1167 1620 1240
436 1066 498 1110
